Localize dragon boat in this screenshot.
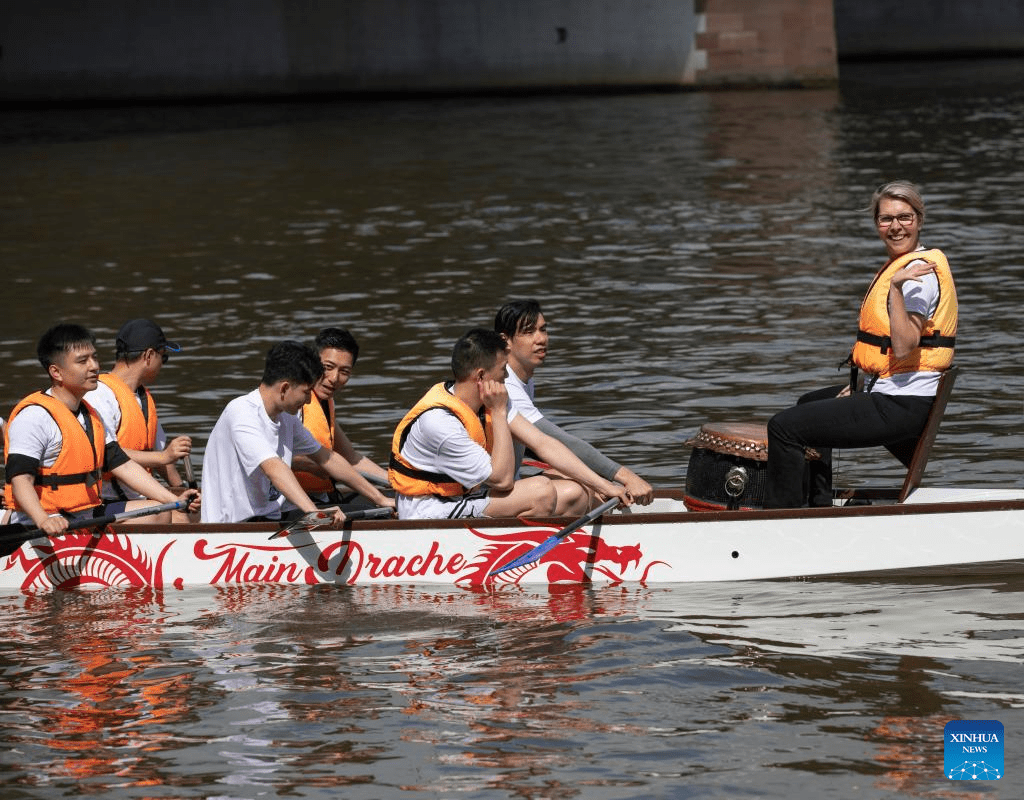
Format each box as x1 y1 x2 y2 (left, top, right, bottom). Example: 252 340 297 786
3 368 1022 593
2 486 1023 592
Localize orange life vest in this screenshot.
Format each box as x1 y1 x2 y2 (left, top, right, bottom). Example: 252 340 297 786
388 382 493 497
97 373 158 451
3 391 105 514
851 248 957 380
295 395 335 493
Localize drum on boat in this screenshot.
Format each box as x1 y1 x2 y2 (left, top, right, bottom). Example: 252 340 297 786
684 422 820 511
684 422 770 512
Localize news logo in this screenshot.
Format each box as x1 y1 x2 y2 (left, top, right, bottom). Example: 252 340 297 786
945 720 1003 780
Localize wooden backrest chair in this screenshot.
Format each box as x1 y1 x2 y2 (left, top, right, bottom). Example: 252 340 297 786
896 365 959 502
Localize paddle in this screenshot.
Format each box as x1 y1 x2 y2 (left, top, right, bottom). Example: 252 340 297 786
334 470 393 502
488 497 620 577
342 506 394 521
268 504 396 540
0 499 188 558
182 452 198 489
359 470 392 490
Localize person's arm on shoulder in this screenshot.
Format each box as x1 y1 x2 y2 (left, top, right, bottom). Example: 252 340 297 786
888 259 934 358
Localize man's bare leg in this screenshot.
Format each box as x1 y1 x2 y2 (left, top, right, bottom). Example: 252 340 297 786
485 476 557 517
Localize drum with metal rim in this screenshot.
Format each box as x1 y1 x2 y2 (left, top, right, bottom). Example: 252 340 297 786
683 422 770 512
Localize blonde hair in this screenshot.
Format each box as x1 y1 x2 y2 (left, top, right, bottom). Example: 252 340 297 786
870 180 925 224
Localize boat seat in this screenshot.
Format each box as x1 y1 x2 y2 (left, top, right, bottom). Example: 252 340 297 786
896 366 959 502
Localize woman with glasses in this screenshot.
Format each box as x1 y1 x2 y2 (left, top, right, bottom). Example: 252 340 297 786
764 180 958 508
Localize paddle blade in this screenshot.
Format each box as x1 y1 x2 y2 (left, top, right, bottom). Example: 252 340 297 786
488 535 560 576
268 507 341 539
488 497 619 577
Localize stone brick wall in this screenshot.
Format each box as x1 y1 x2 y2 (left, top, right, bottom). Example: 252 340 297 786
693 0 838 87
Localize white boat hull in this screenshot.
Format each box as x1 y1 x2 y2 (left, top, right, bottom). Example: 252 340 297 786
2 490 1023 592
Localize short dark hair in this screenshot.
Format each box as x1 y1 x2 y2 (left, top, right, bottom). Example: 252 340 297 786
37 324 96 371
494 299 543 339
261 340 323 387
451 328 508 381
314 327 359 363
870 180 926 224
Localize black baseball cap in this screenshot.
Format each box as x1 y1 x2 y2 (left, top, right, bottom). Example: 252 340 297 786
115 319 181 354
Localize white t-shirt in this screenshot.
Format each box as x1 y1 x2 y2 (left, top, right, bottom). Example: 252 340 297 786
4 392 117 524
394 388 518 520
504 367 542 472
84 380 168 500
200 389 322 523
870 257 942 397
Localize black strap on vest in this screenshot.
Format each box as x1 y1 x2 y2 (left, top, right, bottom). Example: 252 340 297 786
35 471 100 489
68 404 103 490
855 330 956 355
391 390 487 493
387 454 460 487
137 386 151 425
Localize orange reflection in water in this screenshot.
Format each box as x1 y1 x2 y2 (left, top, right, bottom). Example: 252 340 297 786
17 588 197 788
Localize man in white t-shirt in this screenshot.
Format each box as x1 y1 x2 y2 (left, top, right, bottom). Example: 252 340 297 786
389 328 629 520
3 324 199 532
291 327 389 504
84 319 194 520
494 300 654 507
200 340 395 524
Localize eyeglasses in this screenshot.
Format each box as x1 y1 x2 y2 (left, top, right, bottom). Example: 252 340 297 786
876 212 917 228
157 349 169 365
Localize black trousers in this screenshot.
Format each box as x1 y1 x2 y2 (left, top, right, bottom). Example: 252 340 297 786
765 385 934 508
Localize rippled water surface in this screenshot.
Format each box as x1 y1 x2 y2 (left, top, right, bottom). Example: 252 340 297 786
2 58 1024 797
2 580 1023 798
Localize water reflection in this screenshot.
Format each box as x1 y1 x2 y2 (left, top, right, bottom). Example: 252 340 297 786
1 575 1021 796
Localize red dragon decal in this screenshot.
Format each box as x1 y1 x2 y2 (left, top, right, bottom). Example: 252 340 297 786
457 525 652 585
7 531 173 592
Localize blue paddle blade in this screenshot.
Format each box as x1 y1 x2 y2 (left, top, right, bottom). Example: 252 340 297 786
488 497 619 577
488 535 561 576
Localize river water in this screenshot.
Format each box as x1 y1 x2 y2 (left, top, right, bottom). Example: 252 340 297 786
2 58 1023 797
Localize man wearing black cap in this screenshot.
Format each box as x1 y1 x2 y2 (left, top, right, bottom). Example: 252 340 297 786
4 323 198 533
85 319 194 519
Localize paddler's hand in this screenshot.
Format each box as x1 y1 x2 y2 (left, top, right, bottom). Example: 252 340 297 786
617 469 653 506
163 435 192 465
599 484 631 510
891 258 936 289
372 495 397 513
183 489 201 514
37 514 70 535
325 506 346 529
478 378 508 414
